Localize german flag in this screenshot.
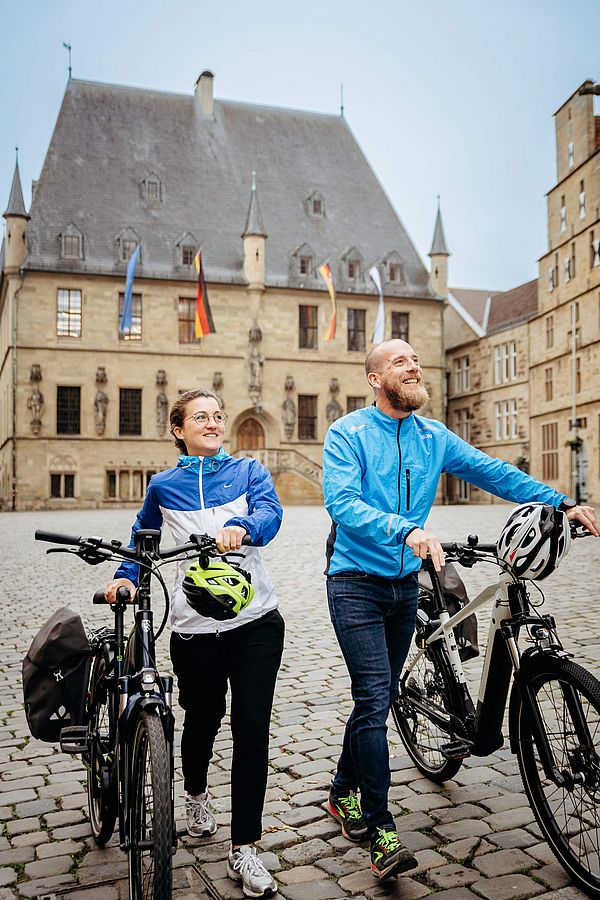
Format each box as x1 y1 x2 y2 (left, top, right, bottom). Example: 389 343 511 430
194 250 216 338
318 262 336 342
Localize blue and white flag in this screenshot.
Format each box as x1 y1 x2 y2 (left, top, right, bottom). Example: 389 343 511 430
119 244 140 333
369 265 385 345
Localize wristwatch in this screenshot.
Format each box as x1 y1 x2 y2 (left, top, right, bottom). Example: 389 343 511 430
558 497 577 512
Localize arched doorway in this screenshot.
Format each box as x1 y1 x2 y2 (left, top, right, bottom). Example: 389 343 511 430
236 417 265 451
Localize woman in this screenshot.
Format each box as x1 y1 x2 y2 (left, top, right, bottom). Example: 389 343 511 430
105 389 284 898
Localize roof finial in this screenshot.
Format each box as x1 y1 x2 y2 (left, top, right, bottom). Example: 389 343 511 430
62 41 72 79
251 170 256 192
15 146 19 165
340 82 344 118
436 193 440 208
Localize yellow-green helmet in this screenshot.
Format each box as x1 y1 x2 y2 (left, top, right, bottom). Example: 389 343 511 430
182 560 254 620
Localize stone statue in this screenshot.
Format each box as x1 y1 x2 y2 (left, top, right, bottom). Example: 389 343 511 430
281 397 296 439
326 397 343 425
249 347 263 391
156 391 169 435
94 390 109 436
27 387 44 435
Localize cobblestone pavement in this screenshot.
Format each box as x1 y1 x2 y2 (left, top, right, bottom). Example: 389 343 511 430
1 504 600 899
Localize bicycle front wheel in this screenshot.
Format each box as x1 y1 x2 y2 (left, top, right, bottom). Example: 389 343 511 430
128 708 172 900
392 639 463 783
87 654 118 846
513 656 600 897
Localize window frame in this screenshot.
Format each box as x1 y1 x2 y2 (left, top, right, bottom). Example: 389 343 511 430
118 292 143 341
391 311 409 343
297 394 318 441
56 385 81 435
299 304 318 350
56 288 82 338
178 297 201 344
347 308 366 352
119 388 143 437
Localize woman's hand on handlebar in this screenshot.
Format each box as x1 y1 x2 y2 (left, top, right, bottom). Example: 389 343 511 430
566 505 600 537
215 526 248 553
405 528 446 572
105 577 136 604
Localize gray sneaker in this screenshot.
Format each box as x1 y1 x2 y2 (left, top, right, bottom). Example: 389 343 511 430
185 790 217 837
227 845 278 897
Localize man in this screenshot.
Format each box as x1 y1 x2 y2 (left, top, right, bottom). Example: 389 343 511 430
322 339 598 881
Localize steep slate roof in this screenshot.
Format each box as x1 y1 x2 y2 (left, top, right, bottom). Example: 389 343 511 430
429 206 450 256
243 175 267 237
26 78 435 298
486 278 538 334
3 162 29 219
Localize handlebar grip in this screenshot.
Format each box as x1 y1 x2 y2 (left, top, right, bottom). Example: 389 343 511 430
35 529 82 546
93 589 108 604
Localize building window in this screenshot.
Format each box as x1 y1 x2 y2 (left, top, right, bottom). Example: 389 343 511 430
579 182 586 219
312 199 322 215
178 298 200 344
568 141 574 168
564 257 571 283
119 388 142 436
57 386 81 435
347 259 361 279
453 408 470 442
571 242 576 278
548 266 555 292
389 263 403 283
347 396 366 413
544 367 553 402
50 473 75 498
546 315 554 348
299 305 318 349
542 422 559 481
391 311 409 342
106 470 117 499
299 255 313 276
494 399 518 441
118 293 142 341
591 232 600 268
298 395 317 440
554 253 559 288
57 289 82 338
454 356 470 393
121 239 138 262
182 245 196 266
146 178 160 200
560 197 567 233
494 341 517 385
62 234 80 258
576 356 581 393
347 309 366 352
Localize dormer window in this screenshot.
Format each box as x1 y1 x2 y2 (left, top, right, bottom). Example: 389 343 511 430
122 239 138 262
291 242 315 281
389 263 404 283
347 259 360 279
182 245 196 266
340 247 363 283
299 255 313 276
305 190 325 218
60 223 84 260
175 232 200 268
140 174 162 205
116 227 141 264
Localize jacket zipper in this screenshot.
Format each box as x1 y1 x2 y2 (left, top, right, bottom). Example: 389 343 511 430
406 468 411 511
198 462 205 510
397 420 405 576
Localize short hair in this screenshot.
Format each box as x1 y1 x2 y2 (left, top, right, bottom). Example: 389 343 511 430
170 389 223 454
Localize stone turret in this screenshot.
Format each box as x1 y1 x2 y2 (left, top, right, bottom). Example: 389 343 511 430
428 199 450 299
242 171 267 292
3 157 29 273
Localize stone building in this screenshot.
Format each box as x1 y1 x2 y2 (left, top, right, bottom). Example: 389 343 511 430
0 71 444 510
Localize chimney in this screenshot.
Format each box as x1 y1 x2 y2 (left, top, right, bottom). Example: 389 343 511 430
195 70 215 117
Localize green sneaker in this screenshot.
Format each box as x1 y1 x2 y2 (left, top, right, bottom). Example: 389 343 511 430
370 827 417 880
327 789 368 841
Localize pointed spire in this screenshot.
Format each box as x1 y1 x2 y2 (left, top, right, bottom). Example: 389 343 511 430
242 171 267 238
3 153 29 220
429 196 449 256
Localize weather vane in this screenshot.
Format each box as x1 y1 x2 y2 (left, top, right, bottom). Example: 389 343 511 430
62 42 72 79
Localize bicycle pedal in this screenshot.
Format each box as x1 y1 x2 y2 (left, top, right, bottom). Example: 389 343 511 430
60 725 88 754
440 739 471 760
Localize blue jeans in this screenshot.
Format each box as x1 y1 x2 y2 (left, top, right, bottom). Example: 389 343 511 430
327 572 419 835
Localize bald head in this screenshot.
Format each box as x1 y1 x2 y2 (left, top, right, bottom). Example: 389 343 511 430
364 340 415 378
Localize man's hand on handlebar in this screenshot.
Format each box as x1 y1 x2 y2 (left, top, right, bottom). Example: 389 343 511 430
566 505 600 538
215 526 248 553
405 528 446 572
105 577 136 604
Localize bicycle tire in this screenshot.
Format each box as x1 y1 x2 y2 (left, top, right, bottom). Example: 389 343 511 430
513 656 600 898
392 638 463 783
128 708 172 900
86 654 118 846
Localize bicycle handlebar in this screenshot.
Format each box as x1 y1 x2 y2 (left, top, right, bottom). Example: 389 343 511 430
35 529 251 562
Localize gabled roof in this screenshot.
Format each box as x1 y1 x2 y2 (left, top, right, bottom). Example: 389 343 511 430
449 287 493 330
25 78 435 297
486 278 538 334
3 161 29 219
429 205 450 256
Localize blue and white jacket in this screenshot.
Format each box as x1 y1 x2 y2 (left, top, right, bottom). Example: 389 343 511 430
114 449 282 634
323 406 567 578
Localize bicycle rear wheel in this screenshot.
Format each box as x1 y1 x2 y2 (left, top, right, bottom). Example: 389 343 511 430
392 638 463 782
86 654 118 846
128 708 172 900
513 656 600 897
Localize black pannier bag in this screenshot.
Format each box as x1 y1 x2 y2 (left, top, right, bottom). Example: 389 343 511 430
418 562 479 661
22 607 92 741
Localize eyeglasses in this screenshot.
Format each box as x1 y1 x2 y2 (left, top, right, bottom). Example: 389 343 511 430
184 411 228 426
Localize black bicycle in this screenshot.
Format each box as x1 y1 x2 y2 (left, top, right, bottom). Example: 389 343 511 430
392 526 600 897
35 527 231 900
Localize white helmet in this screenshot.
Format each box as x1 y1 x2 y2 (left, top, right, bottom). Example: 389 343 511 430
497 503 571 580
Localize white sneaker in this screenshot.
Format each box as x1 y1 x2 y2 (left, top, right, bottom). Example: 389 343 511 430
227 845 278 897
185 790 217 837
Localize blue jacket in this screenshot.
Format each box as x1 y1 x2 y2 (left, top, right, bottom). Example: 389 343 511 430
323 406 566 578
114 449 282 634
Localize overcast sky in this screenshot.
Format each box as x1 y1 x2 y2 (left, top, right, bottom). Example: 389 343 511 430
1 0 598 290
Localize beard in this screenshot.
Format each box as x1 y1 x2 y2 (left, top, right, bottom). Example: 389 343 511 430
382 376 430 412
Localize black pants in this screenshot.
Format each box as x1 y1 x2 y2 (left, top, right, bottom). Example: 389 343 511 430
170 610 285 846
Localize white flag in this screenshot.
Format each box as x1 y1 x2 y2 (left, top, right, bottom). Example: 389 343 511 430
369 266 385 345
